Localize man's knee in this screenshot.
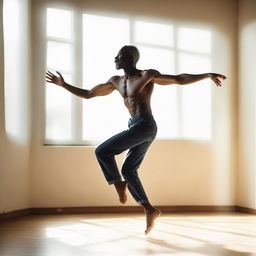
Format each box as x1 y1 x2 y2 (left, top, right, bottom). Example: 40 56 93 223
95 144 109 159
121 166 137 179
95 145 104 158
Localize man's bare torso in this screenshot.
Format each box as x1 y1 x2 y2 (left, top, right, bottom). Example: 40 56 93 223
112 70 154 117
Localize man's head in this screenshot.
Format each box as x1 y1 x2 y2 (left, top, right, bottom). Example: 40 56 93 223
115 45 140 70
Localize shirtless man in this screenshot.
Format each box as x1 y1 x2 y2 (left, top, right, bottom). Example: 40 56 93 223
45 45 226 235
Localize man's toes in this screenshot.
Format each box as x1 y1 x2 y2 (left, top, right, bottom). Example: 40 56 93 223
145 224 154 235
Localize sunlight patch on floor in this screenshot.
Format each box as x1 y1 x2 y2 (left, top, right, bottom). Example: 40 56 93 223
44 214 256 255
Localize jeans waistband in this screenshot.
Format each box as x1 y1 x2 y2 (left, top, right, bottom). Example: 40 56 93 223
128 113 155 127
129 113 154 121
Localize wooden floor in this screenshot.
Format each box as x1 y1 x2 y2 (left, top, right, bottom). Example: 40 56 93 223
0 212 256 256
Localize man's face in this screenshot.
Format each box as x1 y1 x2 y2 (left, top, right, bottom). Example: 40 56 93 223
114 49 129 70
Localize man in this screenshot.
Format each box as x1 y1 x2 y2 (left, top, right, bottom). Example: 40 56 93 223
45 45 226 235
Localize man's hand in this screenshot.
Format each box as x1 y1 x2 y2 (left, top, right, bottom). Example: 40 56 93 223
45 71 65 86
208 73 226 87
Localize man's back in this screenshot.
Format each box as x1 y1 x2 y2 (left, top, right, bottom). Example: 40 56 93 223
111 69 155 117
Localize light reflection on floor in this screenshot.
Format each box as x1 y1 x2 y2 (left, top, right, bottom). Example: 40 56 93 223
0 213 256 256
43 213 256 256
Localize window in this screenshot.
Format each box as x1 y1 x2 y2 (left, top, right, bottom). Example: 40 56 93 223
45 9 212 144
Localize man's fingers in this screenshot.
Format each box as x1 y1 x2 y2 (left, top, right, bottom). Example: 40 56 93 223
46 80 53 83
45 72 54 78
211 74 226 87
217 74 226 80
47 71 54 76
45 74 52 79
213 78 221 86
56 71 63 79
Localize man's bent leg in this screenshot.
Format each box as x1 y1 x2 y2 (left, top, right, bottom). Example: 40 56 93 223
95 129 151 204
121 141 152 204
95 132 128 204
95 114 157 207
121 141 161 234
95 145 122 185
95 130 131 185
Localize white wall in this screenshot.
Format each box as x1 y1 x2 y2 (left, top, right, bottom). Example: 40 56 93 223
237 0 256 209
0 0 31 213
30 0 237 207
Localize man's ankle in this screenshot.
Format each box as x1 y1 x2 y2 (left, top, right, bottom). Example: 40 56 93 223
142 202 155 212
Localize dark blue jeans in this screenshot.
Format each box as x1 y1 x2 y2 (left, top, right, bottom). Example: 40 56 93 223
95 114 157 205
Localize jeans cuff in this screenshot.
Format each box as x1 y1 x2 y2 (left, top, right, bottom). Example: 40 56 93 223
108 177 122 185
137 199 149 205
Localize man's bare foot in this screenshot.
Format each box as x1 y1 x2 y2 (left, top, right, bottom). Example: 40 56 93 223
145 208 161 235
114 181 128 204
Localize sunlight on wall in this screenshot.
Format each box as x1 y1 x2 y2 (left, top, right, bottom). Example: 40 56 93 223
3 0 29 144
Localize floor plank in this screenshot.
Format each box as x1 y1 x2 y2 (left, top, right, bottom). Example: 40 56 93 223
0 213 255 256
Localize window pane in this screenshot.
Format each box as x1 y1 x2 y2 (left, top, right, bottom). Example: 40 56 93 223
138 46 178 138
83 14 129 85
178 52 211 73
181 81 212 140
47 8 72 39
178 53 212 140
152 87 179 139
47 41 72 72
134 21 174 47
177 27 211 54
45 74 72 141
138 46 174 72
83 14 130 141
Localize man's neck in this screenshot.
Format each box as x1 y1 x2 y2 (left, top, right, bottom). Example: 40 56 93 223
123 67 139 79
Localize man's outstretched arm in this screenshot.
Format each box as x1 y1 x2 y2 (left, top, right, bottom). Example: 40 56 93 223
148 69 226 87
45 71 116 99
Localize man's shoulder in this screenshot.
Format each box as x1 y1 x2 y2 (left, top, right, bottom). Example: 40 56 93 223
141 69 161 77
109 75 121 81
108 75 121 85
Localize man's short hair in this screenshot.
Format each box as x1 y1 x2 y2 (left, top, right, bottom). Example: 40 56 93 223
120 45 140 64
